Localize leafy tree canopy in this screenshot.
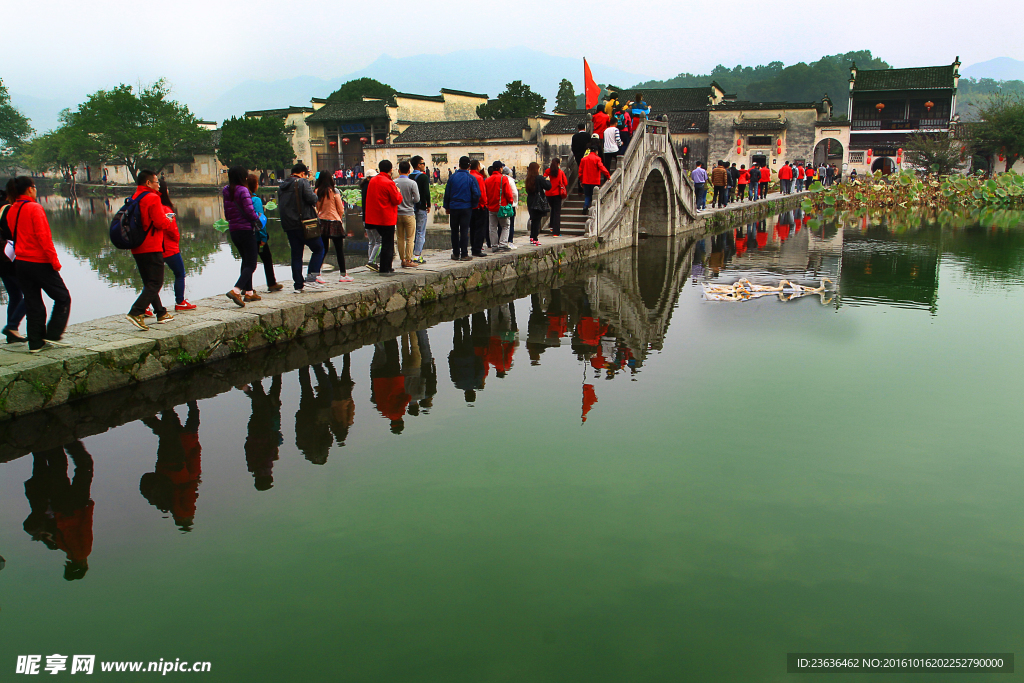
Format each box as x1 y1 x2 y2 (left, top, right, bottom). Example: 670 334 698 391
1 77 33 171
973 95 1024 171
327 77 396 103
555 79 577 112
903 132 968 175
20 110 93 179
218 116 295 171
477 81 546 120
49 80 210 183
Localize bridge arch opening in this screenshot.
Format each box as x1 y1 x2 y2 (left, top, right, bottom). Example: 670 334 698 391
636 168 672 237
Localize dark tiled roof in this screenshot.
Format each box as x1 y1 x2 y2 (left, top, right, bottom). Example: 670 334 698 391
642 87 715 112
306 100 390 123
245 106 313 117
815 119 851 127
542 113 590 135
712 101 821 111
440 88 489 99
733 118 787 131
394 92 445 102
394 118 529 143
665 111 709 134
853 65 956 92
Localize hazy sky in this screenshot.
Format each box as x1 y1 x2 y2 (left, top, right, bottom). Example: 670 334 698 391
5 0 1021 107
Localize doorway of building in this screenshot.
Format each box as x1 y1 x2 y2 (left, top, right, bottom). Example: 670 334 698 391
750 154 767 168
871 157 895 175
813 138 844 167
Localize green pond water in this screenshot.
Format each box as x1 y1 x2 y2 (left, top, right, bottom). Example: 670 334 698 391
1 207 1023 681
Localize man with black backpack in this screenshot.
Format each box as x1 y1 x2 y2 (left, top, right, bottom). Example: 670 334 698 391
125 170 175 331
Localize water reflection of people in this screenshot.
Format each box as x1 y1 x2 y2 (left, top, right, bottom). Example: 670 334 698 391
295 365 334 465
244 376 283 490
449 316 484 402
23 440 95 580
526 293 554 364
403 331 436 417
323 355 356 446
486 302 517 378
140 402 202 532
371 339 411 433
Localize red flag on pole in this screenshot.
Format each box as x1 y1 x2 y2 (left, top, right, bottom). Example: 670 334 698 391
584 58 600 111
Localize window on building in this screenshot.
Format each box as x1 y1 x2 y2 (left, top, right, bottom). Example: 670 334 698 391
181 162 192 174
747 135 772 146
397 155 411 163
469 152 485 162
431 153 448 164
165 165 174 174
848 151 865 164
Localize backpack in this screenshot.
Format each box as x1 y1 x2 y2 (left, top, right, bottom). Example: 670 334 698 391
109 193 151 249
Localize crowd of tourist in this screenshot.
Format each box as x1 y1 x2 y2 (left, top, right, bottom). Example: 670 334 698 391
689 159 842 211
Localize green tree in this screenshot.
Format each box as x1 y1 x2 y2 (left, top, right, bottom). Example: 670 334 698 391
974 95 1024 171
903 132 967 175
218 116 295 171
0 77 33 171
21 109 94 180
60 80 210 183
555 79 577 112
327 77 396 103
476 81 546 120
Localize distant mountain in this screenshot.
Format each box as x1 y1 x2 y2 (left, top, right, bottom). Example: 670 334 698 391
962 57 1024 82
198 49 648 124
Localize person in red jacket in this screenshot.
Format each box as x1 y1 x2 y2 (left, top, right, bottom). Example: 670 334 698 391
468 160 488 256
758 164 771 200
778 161 793 194
364 160 403 274
140 402 202 532
126 169 175 330
592 108 610 139
544 158 568 236
5 177 71 352
736 164 750 203
578 151 611 211
158 178 195 311
484 163 515 251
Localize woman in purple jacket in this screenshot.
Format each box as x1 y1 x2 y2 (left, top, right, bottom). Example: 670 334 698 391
223 166 262 307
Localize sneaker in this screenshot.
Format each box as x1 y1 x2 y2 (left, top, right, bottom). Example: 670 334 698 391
459 255 473 261
143 307 155 318
126 314 150 331
156 312 174 323
305 273 326 285
451 254 461 260
365 262 379 272
244 293 262 302
338 274 354 283
472 252 487 258
304 280 323 289
507 243 518 250
175 300 197 311
268 283 284 292
226 290 245 307
413 256 427 264
44 337 71 347
29 342 55 354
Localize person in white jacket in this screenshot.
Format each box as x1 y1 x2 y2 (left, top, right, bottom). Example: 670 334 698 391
602 123 622 172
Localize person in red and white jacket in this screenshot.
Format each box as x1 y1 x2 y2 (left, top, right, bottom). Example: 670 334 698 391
484 163 515 252
5 176 71 352
126 170 175 330
364 160 403 274
578 150 611 211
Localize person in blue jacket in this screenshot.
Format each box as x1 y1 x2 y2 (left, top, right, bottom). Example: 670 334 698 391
442 156 481 261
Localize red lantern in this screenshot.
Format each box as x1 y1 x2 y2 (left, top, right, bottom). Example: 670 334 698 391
925 101 934 112
376 138 384 144
896 148 903 164
328 140 337 147
867 148 873 164
875 103 885 113
342 137 350 144
359 137 368 143
776 138 782 154
682 146 688 155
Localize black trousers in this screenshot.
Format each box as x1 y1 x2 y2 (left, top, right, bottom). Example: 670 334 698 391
14 260 71 349
258 240 277 286
130 251 166 317
471 208 488 255
322 234 347 274
230 229 258 292
712 186 726 208
449 208 471 257
529 208 546 240
367 224 396 273
548 196 563 235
